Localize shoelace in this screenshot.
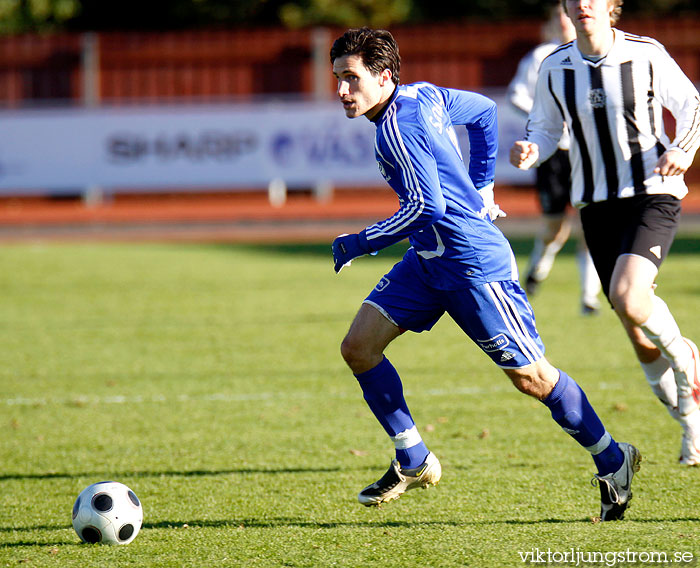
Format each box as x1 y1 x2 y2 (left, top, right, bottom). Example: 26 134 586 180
372 465 403 491
591 476 619 504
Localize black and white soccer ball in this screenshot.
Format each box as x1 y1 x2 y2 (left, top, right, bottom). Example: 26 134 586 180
72 481 143 545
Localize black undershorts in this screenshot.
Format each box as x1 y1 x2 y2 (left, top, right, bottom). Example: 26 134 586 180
536 149 572 216
579 193 681 299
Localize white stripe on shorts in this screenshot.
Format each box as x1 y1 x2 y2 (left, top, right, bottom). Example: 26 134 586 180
362 299 400 327
485 281 544 364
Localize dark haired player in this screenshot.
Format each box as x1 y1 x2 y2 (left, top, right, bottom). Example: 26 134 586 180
330 26 639 521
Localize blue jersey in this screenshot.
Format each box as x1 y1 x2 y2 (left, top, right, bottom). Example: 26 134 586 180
367 82 518 290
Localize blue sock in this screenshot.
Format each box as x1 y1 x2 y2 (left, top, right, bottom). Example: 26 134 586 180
543 370 624 475
355 356 429 469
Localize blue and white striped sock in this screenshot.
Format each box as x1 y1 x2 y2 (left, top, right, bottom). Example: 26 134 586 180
543 370 624 475
355 356 429 469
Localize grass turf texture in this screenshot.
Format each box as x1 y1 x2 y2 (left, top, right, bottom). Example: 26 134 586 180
0 236 699 567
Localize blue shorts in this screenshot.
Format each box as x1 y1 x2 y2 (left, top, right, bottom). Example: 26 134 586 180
364 259 545 369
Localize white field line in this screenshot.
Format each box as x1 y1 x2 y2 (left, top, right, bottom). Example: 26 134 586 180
0 382 623 407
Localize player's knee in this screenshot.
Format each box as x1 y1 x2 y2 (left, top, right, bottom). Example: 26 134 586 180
609 288 646 324
508 372 543 398
505 361 558 400
340 335 357 365
340 334 373 372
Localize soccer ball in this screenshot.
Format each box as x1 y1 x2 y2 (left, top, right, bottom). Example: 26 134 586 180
72 481 143 545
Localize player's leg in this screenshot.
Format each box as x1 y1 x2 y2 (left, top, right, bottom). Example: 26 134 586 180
533 360 640 521
504 360 625 473
610 255 700 463
575 238 601 314
583 194 700 463
525 150 571 296
342 259 444 505
447 281 625 475
446 280 638 520
556 149 601 313
525 213 570 294
341 302 401 374
621 320 688 427
605 195 699 417
342 303 431 470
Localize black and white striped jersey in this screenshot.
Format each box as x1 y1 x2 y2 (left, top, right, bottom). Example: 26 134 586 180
525 28 700 207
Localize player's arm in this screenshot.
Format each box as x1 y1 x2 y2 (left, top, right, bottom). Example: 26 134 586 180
333 125 446 273
510 140 540 170
506 50 537 116
332 232 373 274
437 87 504 219
510 67 563 170
440 88 498 190
654 47 700 176
364 125 446 248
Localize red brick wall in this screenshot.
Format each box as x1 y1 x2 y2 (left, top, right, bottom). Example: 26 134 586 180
0 19 698 104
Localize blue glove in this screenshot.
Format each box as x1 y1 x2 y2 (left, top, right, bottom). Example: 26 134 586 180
332 231 371 273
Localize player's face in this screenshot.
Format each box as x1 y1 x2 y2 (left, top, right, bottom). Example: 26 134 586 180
332 54 389 120
565 0 613 35
558 8 576 42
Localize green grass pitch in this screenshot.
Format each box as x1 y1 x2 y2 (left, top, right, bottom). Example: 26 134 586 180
0 235 699 567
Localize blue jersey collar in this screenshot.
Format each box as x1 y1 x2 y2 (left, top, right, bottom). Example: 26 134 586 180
370 86 399 124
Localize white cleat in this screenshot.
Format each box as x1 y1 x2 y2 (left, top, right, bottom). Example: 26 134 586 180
358 452 441 507
680 433 700 466
592 442 641 521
